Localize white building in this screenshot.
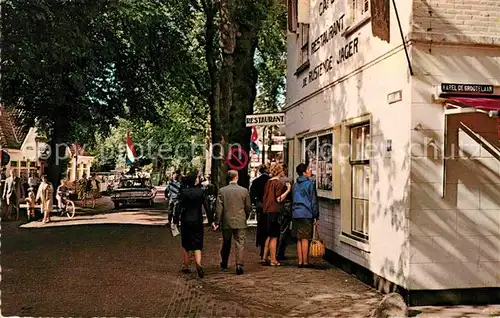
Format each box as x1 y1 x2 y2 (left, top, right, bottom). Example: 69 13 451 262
0 107 94 182
285 0 500 305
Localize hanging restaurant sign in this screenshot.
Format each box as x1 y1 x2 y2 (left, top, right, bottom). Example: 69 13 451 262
245 113 286 127
441 83 494 94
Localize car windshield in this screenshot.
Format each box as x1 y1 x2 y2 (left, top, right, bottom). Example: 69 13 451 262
119 179 151 188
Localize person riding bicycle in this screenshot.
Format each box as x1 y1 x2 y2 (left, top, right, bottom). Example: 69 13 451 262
56 179 70 210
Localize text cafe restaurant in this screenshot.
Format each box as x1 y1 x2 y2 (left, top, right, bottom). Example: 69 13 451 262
284 0 500 305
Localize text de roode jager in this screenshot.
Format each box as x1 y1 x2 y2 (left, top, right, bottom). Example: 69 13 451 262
302 12 360 88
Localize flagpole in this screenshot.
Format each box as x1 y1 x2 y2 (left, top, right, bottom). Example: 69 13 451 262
392 0 413 76
261 126 267 165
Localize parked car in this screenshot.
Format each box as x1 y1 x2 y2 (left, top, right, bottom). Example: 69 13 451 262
110 178 156 209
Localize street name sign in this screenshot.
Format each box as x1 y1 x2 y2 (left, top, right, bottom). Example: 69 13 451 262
441 83 494 94
246 113 286 127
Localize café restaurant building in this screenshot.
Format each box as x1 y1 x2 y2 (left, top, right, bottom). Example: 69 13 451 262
284 0 500 305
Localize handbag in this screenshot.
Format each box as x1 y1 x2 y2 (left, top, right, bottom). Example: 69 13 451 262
309 222 325 258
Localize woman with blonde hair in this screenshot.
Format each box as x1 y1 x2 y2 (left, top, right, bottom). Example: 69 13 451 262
262 163 291 266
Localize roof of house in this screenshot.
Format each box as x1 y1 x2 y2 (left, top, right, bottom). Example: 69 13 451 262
0 105 29 149
69 144 92 157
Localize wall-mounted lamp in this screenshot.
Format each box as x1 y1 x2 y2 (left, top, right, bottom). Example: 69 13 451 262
413 123 423 131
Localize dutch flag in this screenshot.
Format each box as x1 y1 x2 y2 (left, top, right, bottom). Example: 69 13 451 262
126 131 136 165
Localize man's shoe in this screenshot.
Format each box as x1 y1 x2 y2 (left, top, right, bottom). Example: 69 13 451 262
220 262 228 270
236 265 244 275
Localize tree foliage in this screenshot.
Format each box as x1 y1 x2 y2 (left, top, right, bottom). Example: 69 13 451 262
1 0 287 187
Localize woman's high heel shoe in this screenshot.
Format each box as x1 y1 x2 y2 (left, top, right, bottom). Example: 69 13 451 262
196 265 204 278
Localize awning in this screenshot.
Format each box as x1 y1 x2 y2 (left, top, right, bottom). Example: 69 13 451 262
444 97 500 139
445 97 500 111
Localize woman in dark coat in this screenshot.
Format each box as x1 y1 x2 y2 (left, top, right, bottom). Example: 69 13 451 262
178 174 209 278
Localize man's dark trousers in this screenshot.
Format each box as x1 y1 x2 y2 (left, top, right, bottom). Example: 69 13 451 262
221 229 246 267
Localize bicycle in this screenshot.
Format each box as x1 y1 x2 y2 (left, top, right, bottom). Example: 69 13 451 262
58 192 76 218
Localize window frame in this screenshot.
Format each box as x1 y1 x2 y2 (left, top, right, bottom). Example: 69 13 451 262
343 0 371 37
349 123 370 241
301 129 335 199
340 115 371 251
350 0 370 24
298 23 310 70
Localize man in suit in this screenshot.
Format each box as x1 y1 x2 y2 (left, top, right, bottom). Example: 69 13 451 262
214 170 251 275
249 164 270 260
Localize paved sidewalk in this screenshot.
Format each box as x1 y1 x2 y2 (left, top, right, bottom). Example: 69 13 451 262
4 198 499 317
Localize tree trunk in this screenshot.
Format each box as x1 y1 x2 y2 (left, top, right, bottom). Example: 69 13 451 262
221 0 270 189
47 125 67 194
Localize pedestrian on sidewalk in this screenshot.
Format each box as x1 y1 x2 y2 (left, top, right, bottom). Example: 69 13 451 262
249 164 270 262
178 174 210 278
214 170 251 275
166 171 181 225
202 175 217 226
77 173 88 207
36 175 53 223
277 164 293 261
89 174 100 209
292 163 319 268
262 163 291 266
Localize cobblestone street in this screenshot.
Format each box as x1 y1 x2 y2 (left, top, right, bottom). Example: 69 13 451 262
1 206 382 317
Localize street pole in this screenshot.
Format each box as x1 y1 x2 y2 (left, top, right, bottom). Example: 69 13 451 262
261 126 267 165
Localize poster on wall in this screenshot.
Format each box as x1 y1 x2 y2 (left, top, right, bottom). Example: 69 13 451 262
318 134 333 191
304 137 317 177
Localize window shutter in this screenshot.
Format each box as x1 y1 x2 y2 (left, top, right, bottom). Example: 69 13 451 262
297 0 310 23
288 0 298 32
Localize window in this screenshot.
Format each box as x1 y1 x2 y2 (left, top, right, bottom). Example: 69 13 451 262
299 23 309 66
10 161 18 167
20 161 27 168
29 162 36 167
287 0 298 32
302 131 334 197
350 0 370 25
350 123 370 240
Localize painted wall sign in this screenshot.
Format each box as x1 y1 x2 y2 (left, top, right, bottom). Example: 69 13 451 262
245 113 285 127
319 0 336 16
311 14 345 55
302 37 359 88
441 83 493 94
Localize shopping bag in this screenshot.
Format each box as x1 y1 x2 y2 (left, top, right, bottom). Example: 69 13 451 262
309 222 325 258
171 223 180 237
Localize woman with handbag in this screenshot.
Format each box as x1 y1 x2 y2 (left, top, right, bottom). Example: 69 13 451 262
177 174 210 278
291 163 319 268
262 163 291 266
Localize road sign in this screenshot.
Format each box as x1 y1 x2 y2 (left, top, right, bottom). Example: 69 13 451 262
226 147 249 170
245 113 285 127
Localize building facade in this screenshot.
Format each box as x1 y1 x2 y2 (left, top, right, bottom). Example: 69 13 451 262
0 107 94 182
285 0 500 305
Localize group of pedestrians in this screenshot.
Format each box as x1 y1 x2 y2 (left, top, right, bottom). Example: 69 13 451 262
77 173 100 208
252 163 318 267
166 161 318 278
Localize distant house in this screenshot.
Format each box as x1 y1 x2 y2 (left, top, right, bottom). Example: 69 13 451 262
0 106 94 181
